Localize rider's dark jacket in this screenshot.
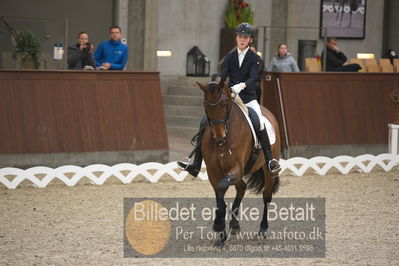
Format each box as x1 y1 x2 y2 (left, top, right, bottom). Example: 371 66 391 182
220 48 263 104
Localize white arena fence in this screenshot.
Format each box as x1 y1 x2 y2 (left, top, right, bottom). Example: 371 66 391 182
1 154 398 189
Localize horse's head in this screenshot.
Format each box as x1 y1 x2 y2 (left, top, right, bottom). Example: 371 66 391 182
197 77 232 145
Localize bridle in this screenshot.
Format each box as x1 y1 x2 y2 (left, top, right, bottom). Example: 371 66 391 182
203 84 234 139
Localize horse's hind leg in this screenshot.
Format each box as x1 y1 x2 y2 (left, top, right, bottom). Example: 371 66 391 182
259 194 272 237
259 167 276 236
229 180 247 235
213 187 228 248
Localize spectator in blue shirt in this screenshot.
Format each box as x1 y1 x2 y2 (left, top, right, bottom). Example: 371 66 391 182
94 26 128 70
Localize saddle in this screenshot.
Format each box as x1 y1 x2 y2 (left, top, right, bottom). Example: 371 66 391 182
244 106 262 175
234 98 260 149
233 96 262 175
233 95 276 174
234 95 276 145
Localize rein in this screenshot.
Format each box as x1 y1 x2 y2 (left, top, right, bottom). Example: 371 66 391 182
203 89 235 137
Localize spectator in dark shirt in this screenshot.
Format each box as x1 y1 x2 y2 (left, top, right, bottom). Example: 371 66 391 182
67 32 96 70
322 37 361 72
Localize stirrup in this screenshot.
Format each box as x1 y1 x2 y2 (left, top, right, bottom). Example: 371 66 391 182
177 157 192 170
268 159 281 175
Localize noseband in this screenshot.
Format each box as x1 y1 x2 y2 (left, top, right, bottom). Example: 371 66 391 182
203 88 233 137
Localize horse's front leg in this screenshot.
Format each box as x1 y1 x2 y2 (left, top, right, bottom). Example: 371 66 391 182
213 187 228 248
217 169 240 190
229 180 247 235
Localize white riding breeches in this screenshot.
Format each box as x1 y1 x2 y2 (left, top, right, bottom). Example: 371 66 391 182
245 100 267 131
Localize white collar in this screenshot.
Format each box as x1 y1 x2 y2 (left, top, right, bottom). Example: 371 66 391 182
237 46 249 56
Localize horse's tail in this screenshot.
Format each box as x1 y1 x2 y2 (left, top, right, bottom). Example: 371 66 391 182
245 169 280 195
245 168 265 194
271 175 280 194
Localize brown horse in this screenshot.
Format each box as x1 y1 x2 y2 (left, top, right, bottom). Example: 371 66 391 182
197 78 281 248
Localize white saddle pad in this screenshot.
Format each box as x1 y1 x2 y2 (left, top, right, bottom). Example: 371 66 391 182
264 117 276 145
235 103 276 147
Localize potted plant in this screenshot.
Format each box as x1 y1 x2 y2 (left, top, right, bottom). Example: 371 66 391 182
391 88 399 124
219 0 254 60
13 30 42 69
224 0 254 28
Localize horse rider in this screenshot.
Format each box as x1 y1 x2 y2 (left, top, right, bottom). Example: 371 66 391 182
177 22 281 177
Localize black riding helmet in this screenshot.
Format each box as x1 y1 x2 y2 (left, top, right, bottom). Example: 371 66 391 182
235 22 254 37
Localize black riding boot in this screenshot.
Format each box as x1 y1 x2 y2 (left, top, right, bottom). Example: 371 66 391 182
258 128 281 175
177 116 206 177
177 147 203 177
177 131 204 177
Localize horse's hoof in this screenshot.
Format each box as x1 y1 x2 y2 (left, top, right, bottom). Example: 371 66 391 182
258 228 268 238
214 240 225 249
214 231 227 248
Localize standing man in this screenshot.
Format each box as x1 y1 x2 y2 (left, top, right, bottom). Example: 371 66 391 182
94 26 128 70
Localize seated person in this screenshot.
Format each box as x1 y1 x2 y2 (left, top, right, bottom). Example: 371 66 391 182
94 26 128 70
322 37 361 72
266 43 299 72
67 32 96 70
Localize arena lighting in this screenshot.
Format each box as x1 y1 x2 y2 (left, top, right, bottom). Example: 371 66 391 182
157 50 172 57
357 53 375 59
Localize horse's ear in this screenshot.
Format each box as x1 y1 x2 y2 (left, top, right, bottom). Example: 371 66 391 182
217 78 225 90
196 81 207 93
222 81 232 100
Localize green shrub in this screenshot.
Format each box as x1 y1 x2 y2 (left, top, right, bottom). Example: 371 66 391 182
224 0 254 28
14 30 42 69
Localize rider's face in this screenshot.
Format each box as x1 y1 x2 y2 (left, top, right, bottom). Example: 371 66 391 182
236 35 252 51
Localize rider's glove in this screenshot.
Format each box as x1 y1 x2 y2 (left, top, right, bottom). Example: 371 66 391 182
231 82 246 94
